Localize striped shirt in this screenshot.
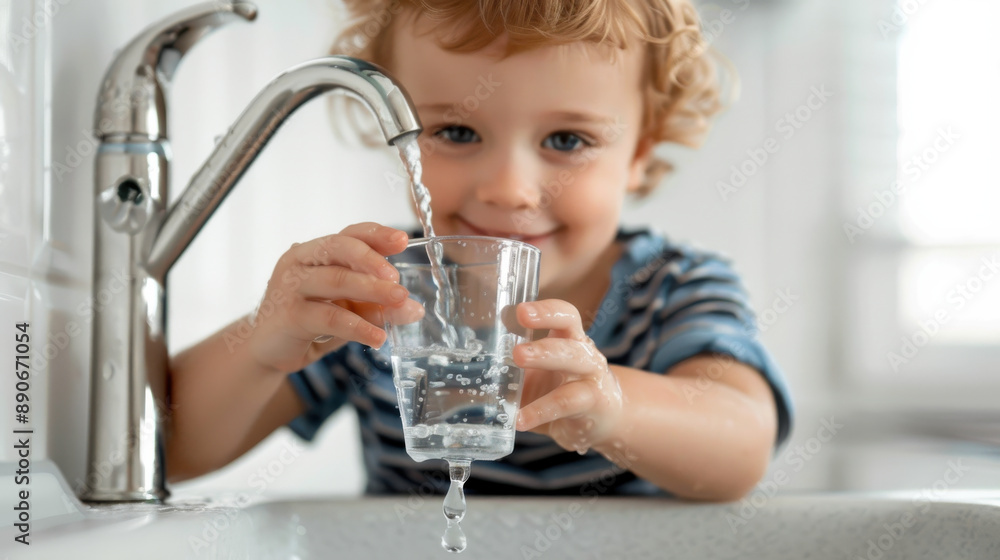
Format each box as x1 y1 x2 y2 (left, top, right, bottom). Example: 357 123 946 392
287 228 794 496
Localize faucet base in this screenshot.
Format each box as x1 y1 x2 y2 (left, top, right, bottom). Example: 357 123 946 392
78 488 170 504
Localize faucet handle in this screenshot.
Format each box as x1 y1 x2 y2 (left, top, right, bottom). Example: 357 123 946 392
94 2 257 142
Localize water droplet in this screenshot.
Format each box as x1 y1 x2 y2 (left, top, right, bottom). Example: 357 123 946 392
441 460 470 553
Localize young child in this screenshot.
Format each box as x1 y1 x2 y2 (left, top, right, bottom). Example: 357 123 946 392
167 0 792 501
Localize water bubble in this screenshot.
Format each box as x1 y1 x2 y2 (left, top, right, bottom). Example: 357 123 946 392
410 424 430 438
429 381 446 388
429 354 449 367
507 383 520 391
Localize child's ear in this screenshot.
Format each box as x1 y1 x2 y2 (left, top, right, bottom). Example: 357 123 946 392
627 136 655 194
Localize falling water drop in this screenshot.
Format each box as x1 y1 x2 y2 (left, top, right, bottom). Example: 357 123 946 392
441 459 471 553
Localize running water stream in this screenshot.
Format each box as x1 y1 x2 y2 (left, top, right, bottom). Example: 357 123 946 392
396 133 474 552
396 133 460 349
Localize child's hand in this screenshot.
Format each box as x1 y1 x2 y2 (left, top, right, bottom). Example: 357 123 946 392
246 223 423 374
512 299 624 454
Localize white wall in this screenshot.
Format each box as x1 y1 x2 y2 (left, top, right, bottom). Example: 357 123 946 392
0 0 52 464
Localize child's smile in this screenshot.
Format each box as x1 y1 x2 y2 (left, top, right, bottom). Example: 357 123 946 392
389 13 652 303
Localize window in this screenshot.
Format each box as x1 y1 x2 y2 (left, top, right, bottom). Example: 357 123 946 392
843 0 1000 401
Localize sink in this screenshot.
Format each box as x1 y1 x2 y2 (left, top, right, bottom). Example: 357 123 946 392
7 485 1000 559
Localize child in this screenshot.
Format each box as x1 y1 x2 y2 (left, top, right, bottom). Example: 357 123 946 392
167 0 793 501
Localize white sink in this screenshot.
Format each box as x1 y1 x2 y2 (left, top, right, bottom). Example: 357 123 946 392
7 484 1000 559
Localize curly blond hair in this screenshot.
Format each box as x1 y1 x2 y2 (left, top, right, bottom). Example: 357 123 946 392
331 0 730 195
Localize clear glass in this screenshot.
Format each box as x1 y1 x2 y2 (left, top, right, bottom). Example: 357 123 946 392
386 236 540 462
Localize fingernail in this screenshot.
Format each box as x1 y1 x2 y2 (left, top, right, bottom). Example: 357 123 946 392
521 345 535 357
390 285 408 301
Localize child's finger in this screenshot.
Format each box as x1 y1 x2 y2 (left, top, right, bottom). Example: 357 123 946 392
286 233 399 281
513 338 607 381
299 300 387 348
351 300 425 328
516 381 596 432
381 299 425 325
298 266 409 306
338 222 410 256
517 300 588 340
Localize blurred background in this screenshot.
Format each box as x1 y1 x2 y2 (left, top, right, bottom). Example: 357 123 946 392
1 0 997 501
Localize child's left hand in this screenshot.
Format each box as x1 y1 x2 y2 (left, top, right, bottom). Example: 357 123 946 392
512 299 624 454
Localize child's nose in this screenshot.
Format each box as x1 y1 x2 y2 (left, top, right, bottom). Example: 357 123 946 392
476 150 541 209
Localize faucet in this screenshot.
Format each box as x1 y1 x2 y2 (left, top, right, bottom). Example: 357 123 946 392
81 1 422 502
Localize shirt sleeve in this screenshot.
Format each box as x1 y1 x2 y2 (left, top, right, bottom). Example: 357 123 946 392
286 348 351 442
621 247 794 448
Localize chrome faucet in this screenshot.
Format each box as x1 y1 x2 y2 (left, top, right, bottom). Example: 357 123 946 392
81 2 422 502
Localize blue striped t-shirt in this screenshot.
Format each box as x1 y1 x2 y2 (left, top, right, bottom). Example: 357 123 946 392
286 228 794 496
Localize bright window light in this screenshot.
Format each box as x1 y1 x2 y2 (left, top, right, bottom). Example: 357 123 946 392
897 0 1000 246
896 0 1000 343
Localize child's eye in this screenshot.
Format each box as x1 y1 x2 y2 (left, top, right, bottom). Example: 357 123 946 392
433 125 480 144
542 132 591 152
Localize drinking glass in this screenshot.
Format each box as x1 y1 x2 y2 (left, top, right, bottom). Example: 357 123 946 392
385 236 540 462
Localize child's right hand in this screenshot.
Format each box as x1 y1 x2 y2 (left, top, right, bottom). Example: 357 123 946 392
245 222 423 374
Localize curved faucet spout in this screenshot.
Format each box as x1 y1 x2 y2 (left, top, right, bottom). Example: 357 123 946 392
145 56 422 280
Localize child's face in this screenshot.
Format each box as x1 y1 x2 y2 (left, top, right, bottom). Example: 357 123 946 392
390 17 650 294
